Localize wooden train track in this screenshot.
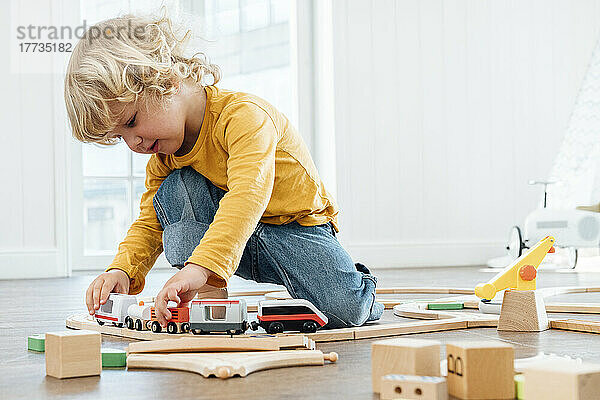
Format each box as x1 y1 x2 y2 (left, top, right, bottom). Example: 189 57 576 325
65 286 600 343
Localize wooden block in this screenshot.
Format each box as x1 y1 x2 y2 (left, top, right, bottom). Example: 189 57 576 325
45 330 101 379
102 348 127 368
446 341 514 399
127 350 338 378
523 360 600 400
550 319 600 334
380 374 447 400
371 338 441 393
497 290 549 332
28 334 45 352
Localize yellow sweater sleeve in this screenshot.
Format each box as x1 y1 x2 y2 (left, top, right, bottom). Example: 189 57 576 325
184 101 278 285
105 156 171 294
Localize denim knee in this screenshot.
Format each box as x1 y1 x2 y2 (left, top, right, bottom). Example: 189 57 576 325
320 274 382 328
153 167 224 227
153 167 220 268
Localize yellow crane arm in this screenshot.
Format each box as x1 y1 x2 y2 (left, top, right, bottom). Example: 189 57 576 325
474 236 555 300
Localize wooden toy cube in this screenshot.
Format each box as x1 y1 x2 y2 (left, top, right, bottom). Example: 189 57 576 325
371 338 441 394
45 330 101 378
523 360 600 400
380 374 447 400
446 341 514 399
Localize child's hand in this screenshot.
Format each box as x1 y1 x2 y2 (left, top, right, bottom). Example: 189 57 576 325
154 263 214 327
85 269 130 315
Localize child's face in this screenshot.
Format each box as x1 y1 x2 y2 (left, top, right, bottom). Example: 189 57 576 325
108 94 187 155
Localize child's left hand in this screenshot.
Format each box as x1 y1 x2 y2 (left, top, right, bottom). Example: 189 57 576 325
154 263 214 327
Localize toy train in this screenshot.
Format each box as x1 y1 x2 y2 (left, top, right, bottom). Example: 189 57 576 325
95 294 328 335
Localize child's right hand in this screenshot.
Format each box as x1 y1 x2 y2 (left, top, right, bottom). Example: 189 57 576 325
85 269 130 315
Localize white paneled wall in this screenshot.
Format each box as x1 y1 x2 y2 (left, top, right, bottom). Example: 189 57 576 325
3 0 600 278
0 0 74 278
333 0 600 267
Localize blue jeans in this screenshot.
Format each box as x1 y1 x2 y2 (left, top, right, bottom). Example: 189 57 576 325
152 167 383 328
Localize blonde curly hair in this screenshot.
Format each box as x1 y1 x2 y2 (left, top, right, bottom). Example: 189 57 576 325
64 13 221 145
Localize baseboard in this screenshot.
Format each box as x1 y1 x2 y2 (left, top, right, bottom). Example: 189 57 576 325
345 241 505 268
0 249 65 279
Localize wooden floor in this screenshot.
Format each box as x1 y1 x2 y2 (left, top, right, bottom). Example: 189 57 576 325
2 265 600 399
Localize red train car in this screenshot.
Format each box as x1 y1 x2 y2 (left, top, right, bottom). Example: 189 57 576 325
149 306 190 334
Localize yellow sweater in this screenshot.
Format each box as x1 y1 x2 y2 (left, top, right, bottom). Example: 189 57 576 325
107 85 339 294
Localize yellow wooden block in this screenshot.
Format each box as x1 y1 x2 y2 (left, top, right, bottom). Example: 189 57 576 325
523 360 600 400
380 374 447 400
446 341 514 399
45 330 101 379
371 338 441 394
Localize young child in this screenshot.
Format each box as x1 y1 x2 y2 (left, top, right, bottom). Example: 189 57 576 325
64 14 383 329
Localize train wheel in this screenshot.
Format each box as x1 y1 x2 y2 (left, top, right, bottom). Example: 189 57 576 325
301 321 318 333
125 316 134 330
181 323 190 333
151 321 162 333
135 319 143 331
167 322 178 334
267 322 284 334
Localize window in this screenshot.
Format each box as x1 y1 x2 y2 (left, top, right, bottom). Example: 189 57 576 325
71 0 296 270
205 305 227 321
101 299 113 313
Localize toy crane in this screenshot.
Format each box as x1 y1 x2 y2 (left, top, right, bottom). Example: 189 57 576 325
475 236 555 300
474 236 555 332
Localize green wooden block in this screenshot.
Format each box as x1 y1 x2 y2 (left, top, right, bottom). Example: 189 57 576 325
427 302 464 310
27 334 45 352
102 348 127 368
515 374 524 399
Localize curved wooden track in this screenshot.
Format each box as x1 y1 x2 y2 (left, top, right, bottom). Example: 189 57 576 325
65 286 600 343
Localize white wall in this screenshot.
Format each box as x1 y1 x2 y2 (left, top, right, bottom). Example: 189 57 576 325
0 0 73 278
3 0 600 278
332 0 600 267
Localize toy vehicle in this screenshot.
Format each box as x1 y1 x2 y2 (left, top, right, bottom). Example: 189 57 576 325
503 181 600 269
95 293 137 327
124 303 151 331
189 299 249 335
149 306 190 334
251 299 328 334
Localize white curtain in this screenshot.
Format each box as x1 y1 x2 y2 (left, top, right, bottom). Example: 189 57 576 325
548 33 600 209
